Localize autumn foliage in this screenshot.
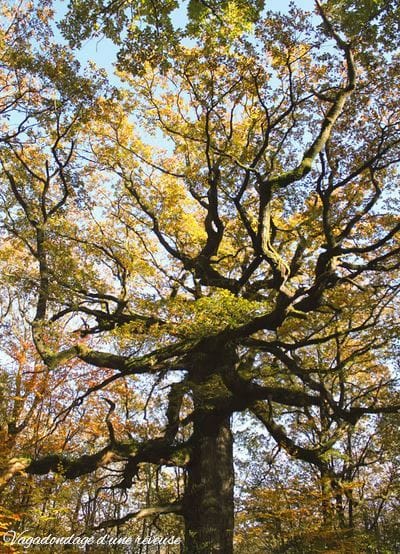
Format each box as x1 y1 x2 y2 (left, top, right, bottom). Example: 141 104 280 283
0 0 399 552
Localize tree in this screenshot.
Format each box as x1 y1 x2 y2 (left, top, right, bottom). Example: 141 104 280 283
0 0 399 552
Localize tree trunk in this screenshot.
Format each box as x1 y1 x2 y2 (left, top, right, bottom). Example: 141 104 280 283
183 412 234 554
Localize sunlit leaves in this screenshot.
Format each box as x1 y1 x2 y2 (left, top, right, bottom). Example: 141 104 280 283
61 0 265 73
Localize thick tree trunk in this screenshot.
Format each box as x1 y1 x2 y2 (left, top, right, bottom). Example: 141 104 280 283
183 412 234 554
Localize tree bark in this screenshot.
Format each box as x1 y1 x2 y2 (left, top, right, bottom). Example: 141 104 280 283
183 412 234 554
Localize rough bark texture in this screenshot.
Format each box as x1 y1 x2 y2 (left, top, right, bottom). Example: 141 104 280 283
183 413 234 554
180 341 236 552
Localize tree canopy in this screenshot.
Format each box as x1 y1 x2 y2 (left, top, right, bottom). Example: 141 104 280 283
0 0 399 552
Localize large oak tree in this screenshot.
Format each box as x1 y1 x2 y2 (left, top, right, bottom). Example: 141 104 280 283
0 0 399 552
